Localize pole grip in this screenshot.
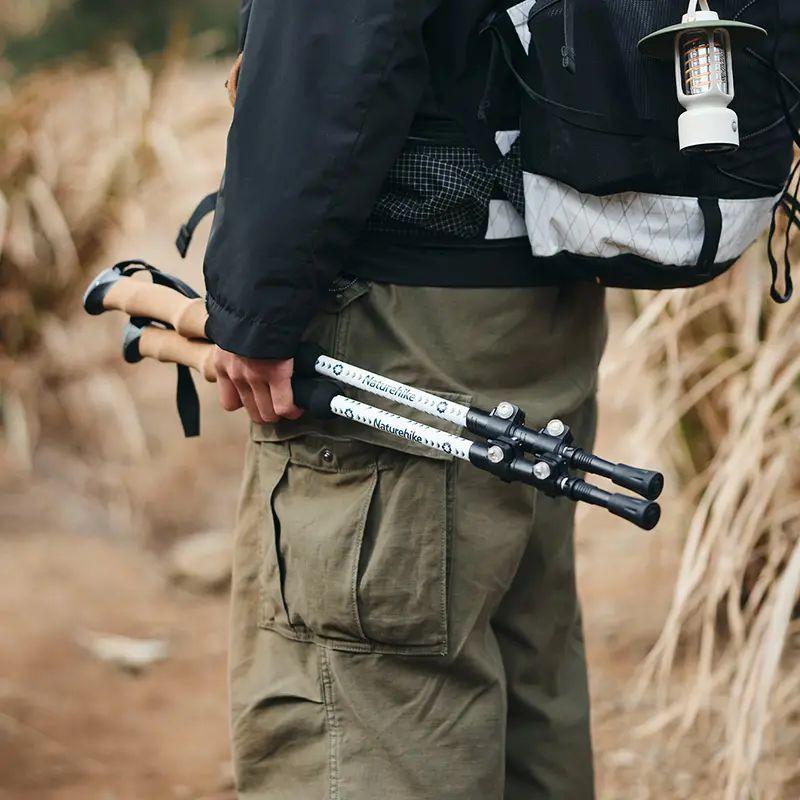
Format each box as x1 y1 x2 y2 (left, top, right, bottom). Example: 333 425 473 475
126 326 340 418
294 342 327 378
290 378 341 419
104 277 209 339
135 327 217 382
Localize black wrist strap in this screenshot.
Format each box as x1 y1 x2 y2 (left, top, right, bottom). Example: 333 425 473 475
116 261 204 436
175 363 201 438
112 260 201 301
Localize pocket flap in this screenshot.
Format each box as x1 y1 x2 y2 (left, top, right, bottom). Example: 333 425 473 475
253 434 451 655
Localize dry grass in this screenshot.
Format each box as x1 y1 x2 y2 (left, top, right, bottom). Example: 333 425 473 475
604 232 800 798
0 0 69 38
0 46 228 468
0 47 164 354
0 48 153 467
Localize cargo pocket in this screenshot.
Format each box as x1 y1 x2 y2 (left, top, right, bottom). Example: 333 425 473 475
253 433 451 656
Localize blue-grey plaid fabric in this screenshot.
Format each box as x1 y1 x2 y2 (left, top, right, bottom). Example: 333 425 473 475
366 140 524 239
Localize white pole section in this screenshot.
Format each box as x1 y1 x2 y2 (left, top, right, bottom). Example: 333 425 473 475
329 396 474 461
314 354 470 428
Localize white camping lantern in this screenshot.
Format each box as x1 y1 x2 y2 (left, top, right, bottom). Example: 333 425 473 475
638 0 767 153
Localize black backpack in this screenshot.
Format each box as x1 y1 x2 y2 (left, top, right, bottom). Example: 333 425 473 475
482 0 800 299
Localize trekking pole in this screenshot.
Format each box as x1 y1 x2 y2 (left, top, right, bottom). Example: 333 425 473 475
123 323 217 382
122 322 661 532
295 345 664 501
85 264 664 503
84 261 208 339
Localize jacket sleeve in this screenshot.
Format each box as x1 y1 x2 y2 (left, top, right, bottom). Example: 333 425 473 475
204 0 443 359
237 0 252 50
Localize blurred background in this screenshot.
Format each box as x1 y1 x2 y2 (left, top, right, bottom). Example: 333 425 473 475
0 2 797 799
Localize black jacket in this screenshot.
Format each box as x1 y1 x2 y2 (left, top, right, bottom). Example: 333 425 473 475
204 0 516 359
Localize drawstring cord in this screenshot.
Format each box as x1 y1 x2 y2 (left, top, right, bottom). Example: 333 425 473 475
766 33 800 303
768 159 799 304
478 17 504 123
561 0 576 73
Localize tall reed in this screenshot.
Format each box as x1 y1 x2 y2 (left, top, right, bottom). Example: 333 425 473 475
606 230 800 798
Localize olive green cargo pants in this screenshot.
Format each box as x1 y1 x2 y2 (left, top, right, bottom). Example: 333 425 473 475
230 278 607 800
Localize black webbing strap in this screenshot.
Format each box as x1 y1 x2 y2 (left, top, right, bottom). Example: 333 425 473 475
113 260 203 436
176 192 219 258
112 259 202 301
444 87 504 166
697 197 723 272
175 359 201 438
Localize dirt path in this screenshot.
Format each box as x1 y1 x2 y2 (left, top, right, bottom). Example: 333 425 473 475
0 529 231 800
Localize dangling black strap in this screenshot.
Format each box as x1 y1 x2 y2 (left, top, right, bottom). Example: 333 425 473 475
176 192 219 258
175 363 201 438
561 0 576 73
783 188 800 219
697 197 723 272
767 208 793 304
767 161 799 304
114 261 204 436
441 81 504 165
754 33 799 303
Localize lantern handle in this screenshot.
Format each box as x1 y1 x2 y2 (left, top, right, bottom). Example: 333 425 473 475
686 0 712 17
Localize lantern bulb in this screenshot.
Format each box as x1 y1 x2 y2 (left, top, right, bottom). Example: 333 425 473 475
674 10 738 153
638 1 767 155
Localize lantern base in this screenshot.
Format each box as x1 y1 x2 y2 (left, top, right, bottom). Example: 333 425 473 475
678 105 739 153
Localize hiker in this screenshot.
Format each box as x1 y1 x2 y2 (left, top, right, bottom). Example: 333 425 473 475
203 2 596 798
77 0 797 794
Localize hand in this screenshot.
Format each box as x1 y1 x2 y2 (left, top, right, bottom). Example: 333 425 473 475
214 347 304 423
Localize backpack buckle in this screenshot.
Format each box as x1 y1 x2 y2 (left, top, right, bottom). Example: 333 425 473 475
176 224 192 258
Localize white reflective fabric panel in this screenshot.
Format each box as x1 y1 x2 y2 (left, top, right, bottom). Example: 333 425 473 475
485 200 528 240
495 129 520 156
506 0 536 53
523 172 779 265
718 195 780 261
485 131 527 241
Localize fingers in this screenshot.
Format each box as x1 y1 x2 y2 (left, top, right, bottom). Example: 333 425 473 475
213 348 303 424
232 378 269 424
217 373 243 412
269 374 304 421
251 381 277 423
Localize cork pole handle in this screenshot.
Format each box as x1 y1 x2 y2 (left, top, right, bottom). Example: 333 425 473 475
103 277 209 340
138 327 217 382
